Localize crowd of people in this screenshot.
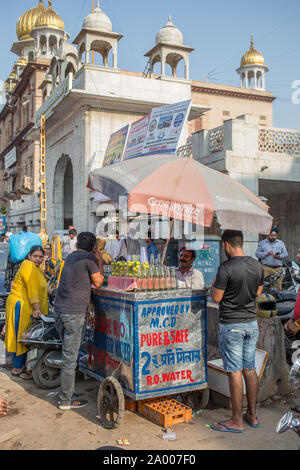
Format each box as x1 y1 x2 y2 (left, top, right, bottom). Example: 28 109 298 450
0 225 299 421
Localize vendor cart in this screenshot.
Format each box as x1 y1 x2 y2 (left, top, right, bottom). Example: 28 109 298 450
78 287 209 429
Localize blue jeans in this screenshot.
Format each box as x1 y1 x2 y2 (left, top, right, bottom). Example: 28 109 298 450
55 313 86 404
218 321 259 373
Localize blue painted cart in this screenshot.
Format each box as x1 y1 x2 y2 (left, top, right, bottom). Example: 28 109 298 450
79 287 208 428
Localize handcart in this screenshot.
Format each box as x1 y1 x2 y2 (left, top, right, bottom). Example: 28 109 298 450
78 287 209 429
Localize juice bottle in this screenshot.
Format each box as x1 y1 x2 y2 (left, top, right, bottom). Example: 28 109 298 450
170 267 177 290
165 266 171 290
136 265 143 291
154 266 160 291
159 266 165 290
148 266 154 291
142 265 148 291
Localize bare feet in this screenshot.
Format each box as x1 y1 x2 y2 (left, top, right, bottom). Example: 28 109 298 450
0 398 11 416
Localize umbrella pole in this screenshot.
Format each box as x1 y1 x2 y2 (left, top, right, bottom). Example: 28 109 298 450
161 219 175 265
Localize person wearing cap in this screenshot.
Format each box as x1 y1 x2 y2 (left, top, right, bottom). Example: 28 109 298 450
255 228 288 291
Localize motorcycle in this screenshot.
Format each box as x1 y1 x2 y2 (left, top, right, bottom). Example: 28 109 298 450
282 262 300 293
276 358 300 447
257 272 300 364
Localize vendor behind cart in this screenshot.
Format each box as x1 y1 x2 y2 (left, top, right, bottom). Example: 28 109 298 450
176 247 204 289
54 232 104 410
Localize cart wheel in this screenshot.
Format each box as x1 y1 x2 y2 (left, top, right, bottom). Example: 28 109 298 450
97 377 125 429
182 388 210 410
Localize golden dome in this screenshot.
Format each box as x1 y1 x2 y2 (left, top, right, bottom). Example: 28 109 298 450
8 70 17 81
17 51 28 67
16 1 46 41
241 35 265 67
34 1 64 31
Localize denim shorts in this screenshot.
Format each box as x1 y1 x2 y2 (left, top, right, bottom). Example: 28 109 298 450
218 321 259 373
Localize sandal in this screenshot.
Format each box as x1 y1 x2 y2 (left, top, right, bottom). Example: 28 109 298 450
12 368 25 377
19 371 33 381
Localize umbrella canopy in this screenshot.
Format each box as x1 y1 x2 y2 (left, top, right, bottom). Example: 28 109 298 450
88 155 273 234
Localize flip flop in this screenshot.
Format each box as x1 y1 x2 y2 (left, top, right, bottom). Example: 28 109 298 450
211 422 244 433
19 371 33 381
243 413 260 428
11 368 25 377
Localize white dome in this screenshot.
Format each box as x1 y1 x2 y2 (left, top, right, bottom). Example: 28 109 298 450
156 16 183 45
83 6 112 33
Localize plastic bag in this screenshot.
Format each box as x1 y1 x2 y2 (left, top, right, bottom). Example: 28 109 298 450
9 232 42 264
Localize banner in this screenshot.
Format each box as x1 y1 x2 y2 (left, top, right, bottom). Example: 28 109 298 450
102 100 192 166
123 114 151 161
103 125 130 167
142 100 192 157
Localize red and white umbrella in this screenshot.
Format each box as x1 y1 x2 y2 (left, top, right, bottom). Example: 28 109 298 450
88 154 273 234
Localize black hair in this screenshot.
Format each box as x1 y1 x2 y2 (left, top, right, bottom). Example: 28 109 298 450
180 247 196 260
69 229 77 236
222 230 244 248
77 232 96 252
29 245 45 256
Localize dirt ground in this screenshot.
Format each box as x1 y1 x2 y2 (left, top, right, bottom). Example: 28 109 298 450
0 365 299 451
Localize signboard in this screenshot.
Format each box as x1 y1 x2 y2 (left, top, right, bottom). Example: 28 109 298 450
5 147 17 169
82 295 135 392
0 216 6 235
103 100 192 166
79 290 207 400
103 125 130 167
137 294 206 395
35 75 72 127
123 114 151 161
193 240 221 288
141 100 192 157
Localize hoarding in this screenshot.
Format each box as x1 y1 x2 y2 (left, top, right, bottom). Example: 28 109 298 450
123 114 151 161
103 125 130 167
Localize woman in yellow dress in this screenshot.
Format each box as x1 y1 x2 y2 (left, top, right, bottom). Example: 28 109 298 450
5 245 48 380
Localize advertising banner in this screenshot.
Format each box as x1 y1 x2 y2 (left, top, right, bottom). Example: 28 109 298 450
102 100 192 166
123 114 151 161
141 100 192 157
103 125 130 167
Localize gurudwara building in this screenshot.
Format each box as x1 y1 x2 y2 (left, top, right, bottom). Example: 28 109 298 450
0 1 299 257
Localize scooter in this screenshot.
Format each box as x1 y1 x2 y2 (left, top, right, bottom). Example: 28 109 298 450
276 358 300 447
20 312 62 389
257 272 300 364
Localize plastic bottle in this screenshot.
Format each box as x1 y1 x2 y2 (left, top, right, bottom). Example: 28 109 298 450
150 253 155 266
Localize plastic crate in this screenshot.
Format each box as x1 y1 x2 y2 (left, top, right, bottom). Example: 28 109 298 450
138 397 192 427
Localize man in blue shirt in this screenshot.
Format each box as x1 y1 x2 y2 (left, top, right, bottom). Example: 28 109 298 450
146 231 158 263
255 228 288 291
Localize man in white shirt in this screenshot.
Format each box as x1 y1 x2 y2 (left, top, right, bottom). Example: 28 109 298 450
105 230 121 261
61 225 75 260
68 229 78 255
175 248 204 290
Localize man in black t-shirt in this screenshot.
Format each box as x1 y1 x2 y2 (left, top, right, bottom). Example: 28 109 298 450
55 232 104 410
210 230 264 433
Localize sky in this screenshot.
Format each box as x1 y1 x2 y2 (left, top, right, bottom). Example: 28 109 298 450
0 0 299 130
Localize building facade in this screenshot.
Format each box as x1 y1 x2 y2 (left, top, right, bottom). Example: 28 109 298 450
1 0 298 253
